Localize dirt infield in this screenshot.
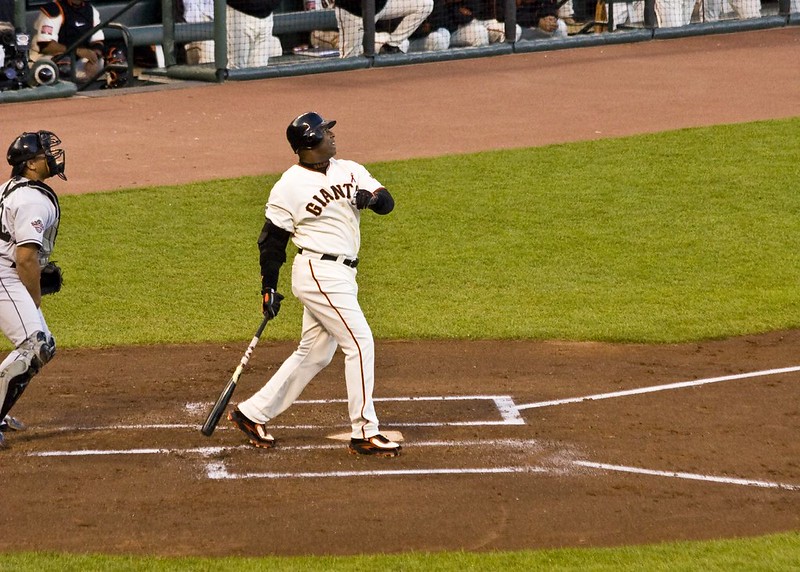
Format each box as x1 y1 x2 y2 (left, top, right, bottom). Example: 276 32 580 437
1 29 799 557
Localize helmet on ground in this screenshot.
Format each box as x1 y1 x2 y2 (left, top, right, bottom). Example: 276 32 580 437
7 131 66 180
286 112 336 153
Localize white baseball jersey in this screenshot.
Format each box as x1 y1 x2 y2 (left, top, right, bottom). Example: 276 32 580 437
266 158 383 257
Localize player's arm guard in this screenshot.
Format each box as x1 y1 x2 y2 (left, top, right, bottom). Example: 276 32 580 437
39 261 63 296
368 188 394 215
258 217 290 290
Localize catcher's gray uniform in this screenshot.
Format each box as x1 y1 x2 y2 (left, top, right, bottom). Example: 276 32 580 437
0 131 64 448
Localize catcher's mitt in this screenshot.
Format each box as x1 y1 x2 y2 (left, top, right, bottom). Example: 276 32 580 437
40 261 63 296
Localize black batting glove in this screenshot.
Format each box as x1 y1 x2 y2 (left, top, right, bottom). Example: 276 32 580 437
262 288 284 319
354 189 375 210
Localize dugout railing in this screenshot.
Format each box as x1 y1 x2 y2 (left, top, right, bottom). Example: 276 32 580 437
4 0 799 92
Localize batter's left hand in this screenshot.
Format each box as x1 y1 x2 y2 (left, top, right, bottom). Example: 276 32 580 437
262 288 284 319
354 189 375 210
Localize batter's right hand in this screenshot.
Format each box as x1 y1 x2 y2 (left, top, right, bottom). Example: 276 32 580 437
354 189 375 210
262 288 284 319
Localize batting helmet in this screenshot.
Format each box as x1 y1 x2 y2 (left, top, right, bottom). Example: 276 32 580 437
286 112 336 153
7 131 66 180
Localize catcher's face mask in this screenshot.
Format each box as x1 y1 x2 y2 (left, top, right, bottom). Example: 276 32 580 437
39 131 66 181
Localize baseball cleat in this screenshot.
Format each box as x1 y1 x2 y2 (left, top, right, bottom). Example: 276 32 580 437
0 430 5 449
228 408 275 448
349 434 402 457
1 415 27 432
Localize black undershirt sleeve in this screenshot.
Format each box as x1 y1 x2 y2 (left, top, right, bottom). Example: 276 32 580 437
369 188 394 215
258 219 291 292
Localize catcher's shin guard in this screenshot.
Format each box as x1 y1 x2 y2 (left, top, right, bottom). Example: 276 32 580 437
0 360 34 420
0 331 55 419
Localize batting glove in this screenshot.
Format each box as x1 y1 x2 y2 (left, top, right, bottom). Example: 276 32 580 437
354 189 375 210
262 288 284 319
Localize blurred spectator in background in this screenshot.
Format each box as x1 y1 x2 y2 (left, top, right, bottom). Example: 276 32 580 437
654 0 693 25
518 0 568 38
404 0 450 52
308 0 339 52
473 0 521 43
702 0 760 21
183 0 214 64
31 0 105 82
226 0 283 67
182 0 283 67
613 1 645 29
334 0 433 56
447 0 490 47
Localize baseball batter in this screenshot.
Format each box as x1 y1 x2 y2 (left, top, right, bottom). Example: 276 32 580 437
0 131 64 449
228 111 401 457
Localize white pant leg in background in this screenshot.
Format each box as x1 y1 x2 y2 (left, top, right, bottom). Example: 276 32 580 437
702 0 723 19
655 0 693 26
183 0 215 64
615 1 645 24
227 7 276 68
477 18 521 43
407 28 450 51
374 31 410 52
376 0 434 51
336 0 432 57
449 20 489 47
335 7 364 57
728 0 761 18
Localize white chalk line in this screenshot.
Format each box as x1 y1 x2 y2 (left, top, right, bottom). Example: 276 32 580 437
205 463 550 480
51 395 526 433
29 372 799 486
185 395 515 412
28 438 541 458
574 461 800 491
517 365 800 410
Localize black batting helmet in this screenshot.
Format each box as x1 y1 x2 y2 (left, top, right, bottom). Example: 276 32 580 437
286 112 336 153
7 131 66 180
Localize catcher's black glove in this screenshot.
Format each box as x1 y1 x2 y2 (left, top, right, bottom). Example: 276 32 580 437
40 261 63 296
354 189 375 210
262 288 284 319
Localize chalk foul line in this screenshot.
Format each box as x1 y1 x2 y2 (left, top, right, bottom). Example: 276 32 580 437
517 365 800 410
574 460 800 491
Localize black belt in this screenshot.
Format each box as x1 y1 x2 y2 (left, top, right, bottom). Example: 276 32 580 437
298 248 359 268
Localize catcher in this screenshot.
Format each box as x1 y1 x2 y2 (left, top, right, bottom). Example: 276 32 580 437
0 131 65 449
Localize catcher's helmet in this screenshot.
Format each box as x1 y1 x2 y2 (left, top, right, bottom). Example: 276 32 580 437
286 112 336 153
7 131 66 180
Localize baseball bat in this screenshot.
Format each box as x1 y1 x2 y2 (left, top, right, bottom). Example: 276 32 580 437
200 314 271 436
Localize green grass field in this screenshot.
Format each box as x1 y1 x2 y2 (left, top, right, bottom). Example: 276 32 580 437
3 118 799 569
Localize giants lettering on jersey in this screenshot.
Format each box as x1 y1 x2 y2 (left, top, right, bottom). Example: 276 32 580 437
305 182 355 216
